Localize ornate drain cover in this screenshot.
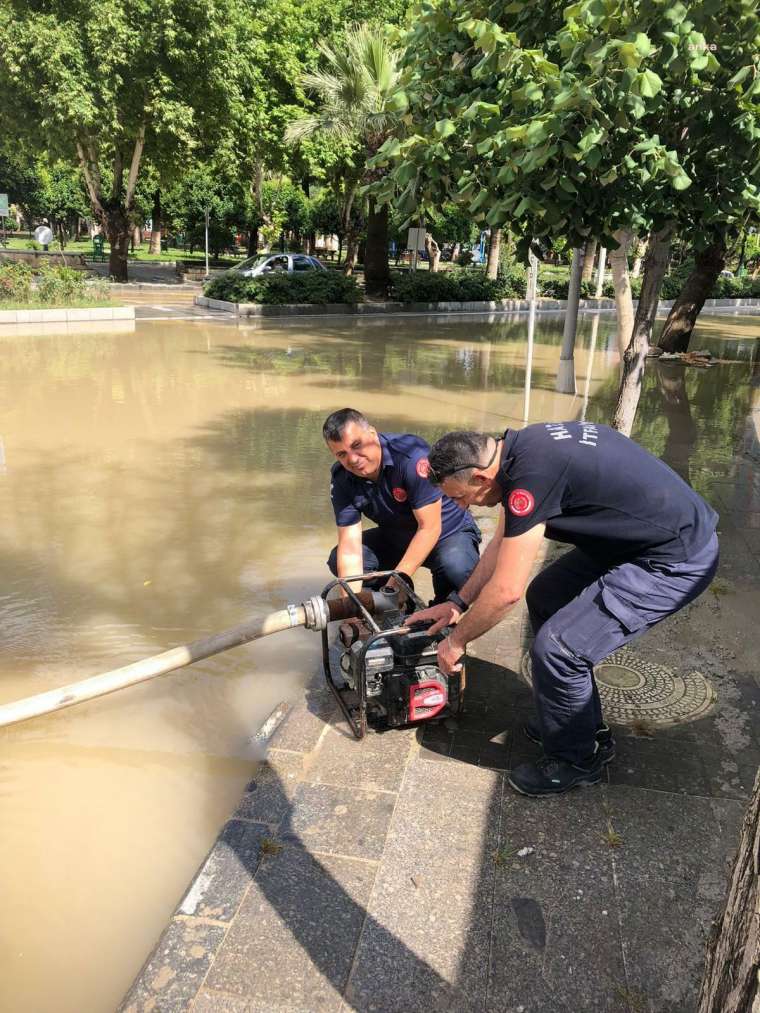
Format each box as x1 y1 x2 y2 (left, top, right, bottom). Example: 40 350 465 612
520 648 716 727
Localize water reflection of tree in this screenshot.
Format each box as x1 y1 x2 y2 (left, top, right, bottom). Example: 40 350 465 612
656 361 697 485
587 358 757 499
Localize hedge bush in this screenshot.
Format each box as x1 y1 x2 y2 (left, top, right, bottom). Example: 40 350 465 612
389 268 525 303
204 269 361 305
0 262 110 306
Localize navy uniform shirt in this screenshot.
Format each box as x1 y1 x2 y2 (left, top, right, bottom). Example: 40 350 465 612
498 421 718 563
331 432 476 540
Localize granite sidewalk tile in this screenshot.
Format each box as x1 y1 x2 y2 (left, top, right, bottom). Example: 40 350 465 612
488 790 627 1013
306 719 417 793
177 820 271 923
119 918 227 1013
344 759 502 1012
280 782 397 861
603 785 744 1012
233 749 305 825
203 847 377 1011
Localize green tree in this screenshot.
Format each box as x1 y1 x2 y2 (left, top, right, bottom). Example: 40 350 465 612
0 0 251 280
287 25 408 295
375 0 760 431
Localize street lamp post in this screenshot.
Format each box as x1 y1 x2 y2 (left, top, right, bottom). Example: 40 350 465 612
204 207 210 278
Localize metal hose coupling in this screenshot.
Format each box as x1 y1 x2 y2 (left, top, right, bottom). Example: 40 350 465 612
301 596 331 631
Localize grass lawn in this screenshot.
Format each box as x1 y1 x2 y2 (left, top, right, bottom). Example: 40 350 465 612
2 237 236 264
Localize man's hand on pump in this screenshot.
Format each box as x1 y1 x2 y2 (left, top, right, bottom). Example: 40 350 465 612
404 600 463 637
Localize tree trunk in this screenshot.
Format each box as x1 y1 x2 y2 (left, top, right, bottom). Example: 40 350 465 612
149 189 162 254
612 225 674 436
581 238 598 281
609 229 635 358
343 232 359 275
657 236 727 354
364 199 390 296
697 767 760 1013
631 237 648 277
556 247 584 394
425 233 441 273
106 209 131 282
486 227 502 280
337 234 343 264
131 225 141 251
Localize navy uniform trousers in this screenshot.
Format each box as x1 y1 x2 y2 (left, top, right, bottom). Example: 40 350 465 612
327 523 481 604
526 532 719 763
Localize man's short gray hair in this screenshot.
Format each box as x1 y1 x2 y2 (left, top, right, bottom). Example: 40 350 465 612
428 431 493 485
322 408 371 443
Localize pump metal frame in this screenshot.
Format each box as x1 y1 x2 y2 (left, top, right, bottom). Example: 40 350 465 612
320 570 424 739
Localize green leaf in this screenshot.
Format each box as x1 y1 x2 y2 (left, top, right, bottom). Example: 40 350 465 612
558 176 577 194
671 172 692 191
661 1 688 23
618 42 641 69
637 69 662 98
434 118 456 138
728 66 752 87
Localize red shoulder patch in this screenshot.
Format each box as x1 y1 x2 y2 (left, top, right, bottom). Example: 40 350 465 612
392 487 408 502
416 457 430 478
508 488 535 517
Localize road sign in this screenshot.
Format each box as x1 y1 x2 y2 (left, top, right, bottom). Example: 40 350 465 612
407 227 426 252
0 194 8 216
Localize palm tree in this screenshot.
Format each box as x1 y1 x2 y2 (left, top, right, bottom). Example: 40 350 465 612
286 25 407 296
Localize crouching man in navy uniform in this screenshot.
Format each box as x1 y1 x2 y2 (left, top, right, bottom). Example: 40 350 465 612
409 421 719 797
323 408 481 603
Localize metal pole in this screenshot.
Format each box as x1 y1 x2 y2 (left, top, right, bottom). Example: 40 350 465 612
204 207 210 277
595 246 607 299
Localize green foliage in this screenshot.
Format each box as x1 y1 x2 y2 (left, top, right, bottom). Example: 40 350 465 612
538 275 643 299
0 261 34 301
204 269 361 304
375 0 760 261
0 262 110 305
659 266 760 299
389 268 523 302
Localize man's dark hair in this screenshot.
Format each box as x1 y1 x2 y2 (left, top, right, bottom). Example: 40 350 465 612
322 408 371 443
428 431 492 485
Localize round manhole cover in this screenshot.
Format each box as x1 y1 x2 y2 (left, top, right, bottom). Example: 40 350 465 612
520 648 715 727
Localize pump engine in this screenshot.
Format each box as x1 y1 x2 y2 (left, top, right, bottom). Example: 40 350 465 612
320 572 464 739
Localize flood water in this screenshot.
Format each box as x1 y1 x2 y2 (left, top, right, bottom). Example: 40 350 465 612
0 309 757 1012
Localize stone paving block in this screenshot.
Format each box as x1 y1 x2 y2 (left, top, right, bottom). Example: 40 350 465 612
268 689 337 753
307 720 416 792
603 785 744 1012
345 760 502 1012
607 734 714 797
488 789 627 1013
233 750 304 825
204 848 375 1011
280 783 397 860
120 918 226 1013
178 820 269 922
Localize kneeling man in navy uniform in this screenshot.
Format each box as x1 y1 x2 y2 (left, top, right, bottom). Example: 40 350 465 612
411 421 719 796
324 408 481 602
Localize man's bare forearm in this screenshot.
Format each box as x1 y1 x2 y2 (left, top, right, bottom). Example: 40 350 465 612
457 533 501 603
450 577 518 647
396 525 440 577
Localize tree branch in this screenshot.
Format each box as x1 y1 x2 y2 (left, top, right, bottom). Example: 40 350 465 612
75 137 105 216
111 149 124 203
125 123 146 208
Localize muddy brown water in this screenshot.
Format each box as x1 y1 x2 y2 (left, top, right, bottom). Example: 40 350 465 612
0 310 757 1013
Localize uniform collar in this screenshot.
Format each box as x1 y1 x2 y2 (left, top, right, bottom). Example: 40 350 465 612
379 433 394 469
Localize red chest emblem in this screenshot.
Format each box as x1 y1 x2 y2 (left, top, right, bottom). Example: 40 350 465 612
508 489 535 517
416 457 430 478
392 487 408 502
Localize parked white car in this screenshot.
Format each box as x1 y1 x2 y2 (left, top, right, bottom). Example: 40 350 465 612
230 253 327 278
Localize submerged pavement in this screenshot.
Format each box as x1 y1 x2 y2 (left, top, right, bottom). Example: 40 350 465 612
122 414 760 1013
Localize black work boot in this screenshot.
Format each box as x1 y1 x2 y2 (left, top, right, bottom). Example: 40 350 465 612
508 749 603 797
523 718 615 765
